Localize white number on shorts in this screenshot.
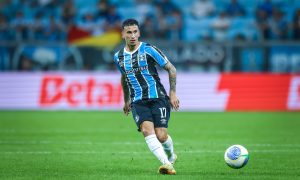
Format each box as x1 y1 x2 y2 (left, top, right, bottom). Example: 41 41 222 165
159 107 167 118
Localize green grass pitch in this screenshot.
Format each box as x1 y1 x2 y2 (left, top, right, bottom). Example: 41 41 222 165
0 111 300 179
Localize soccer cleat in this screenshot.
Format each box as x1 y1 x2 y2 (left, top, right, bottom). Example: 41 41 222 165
158 164 176 175
169 153 177 165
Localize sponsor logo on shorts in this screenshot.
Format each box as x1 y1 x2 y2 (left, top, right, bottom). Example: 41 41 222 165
135 115 140 122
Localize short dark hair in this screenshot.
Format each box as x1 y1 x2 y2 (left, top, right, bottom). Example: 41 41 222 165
122 18 139 30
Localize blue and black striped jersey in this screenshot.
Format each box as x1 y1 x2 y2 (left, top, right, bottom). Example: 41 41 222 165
114 42 169 102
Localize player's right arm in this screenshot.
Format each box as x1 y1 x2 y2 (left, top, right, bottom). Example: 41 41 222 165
121 74 131 115
114 51 131 115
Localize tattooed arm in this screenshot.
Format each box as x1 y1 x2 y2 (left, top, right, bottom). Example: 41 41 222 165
121 74 131 115
164 62 180 111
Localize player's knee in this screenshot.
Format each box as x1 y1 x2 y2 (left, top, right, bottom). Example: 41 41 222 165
140 122 155 137
156 131 168 143
141 128 154 137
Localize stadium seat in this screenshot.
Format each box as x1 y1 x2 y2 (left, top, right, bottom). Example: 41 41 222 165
171 0 194 9
184 17 214 41
117 7 139 21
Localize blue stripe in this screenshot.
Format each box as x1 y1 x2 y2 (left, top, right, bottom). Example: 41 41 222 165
124 51 142 101
146 45 168 67
139 43 158 98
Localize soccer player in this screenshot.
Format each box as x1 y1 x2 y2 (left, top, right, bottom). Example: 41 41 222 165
113 19 180 175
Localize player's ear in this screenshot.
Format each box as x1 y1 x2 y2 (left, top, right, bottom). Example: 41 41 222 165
121 30 125 38
137 29 140 37
134 29 140 39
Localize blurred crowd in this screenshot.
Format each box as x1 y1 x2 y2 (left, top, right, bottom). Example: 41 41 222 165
0 0 300 42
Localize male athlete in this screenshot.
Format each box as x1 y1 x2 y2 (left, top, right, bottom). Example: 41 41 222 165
113 19 180 175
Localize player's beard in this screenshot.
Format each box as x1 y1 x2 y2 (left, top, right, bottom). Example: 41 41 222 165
128 39 138 49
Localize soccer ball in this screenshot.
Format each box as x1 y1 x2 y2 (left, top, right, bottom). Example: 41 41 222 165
224 145 249 169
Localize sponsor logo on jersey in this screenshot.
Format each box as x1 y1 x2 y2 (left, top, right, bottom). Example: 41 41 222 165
125 65 148 74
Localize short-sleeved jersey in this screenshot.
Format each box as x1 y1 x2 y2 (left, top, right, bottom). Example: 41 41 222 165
114 42 169 102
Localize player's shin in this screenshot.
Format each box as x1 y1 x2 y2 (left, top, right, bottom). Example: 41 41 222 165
145 134 171 165
162 135 177 164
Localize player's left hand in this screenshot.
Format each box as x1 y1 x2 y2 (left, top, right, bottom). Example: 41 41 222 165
123 101 131 116
169 92 180 111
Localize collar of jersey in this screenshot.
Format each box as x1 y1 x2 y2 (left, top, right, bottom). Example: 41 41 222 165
124 42 142 54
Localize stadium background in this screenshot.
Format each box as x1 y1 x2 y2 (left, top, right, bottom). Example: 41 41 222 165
0 0 300 179
1 0 300 111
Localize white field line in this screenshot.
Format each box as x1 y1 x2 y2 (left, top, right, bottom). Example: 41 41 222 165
0 140 147 145
1 129 297 136
1 149 300 155
1 141 300 148
0 129 133 133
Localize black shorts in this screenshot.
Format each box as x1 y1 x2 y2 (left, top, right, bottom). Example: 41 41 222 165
131 96 171 131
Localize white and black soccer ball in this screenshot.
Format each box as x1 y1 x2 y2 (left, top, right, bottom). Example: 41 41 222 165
224 145 249 169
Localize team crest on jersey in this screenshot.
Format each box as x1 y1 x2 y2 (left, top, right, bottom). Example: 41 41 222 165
138 54 146 61
132 58 137 63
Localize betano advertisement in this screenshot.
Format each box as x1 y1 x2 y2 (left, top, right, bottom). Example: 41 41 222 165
0 72 299 111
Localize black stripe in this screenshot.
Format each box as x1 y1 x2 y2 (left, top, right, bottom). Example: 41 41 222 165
156 81 167 97
146 54 158 76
